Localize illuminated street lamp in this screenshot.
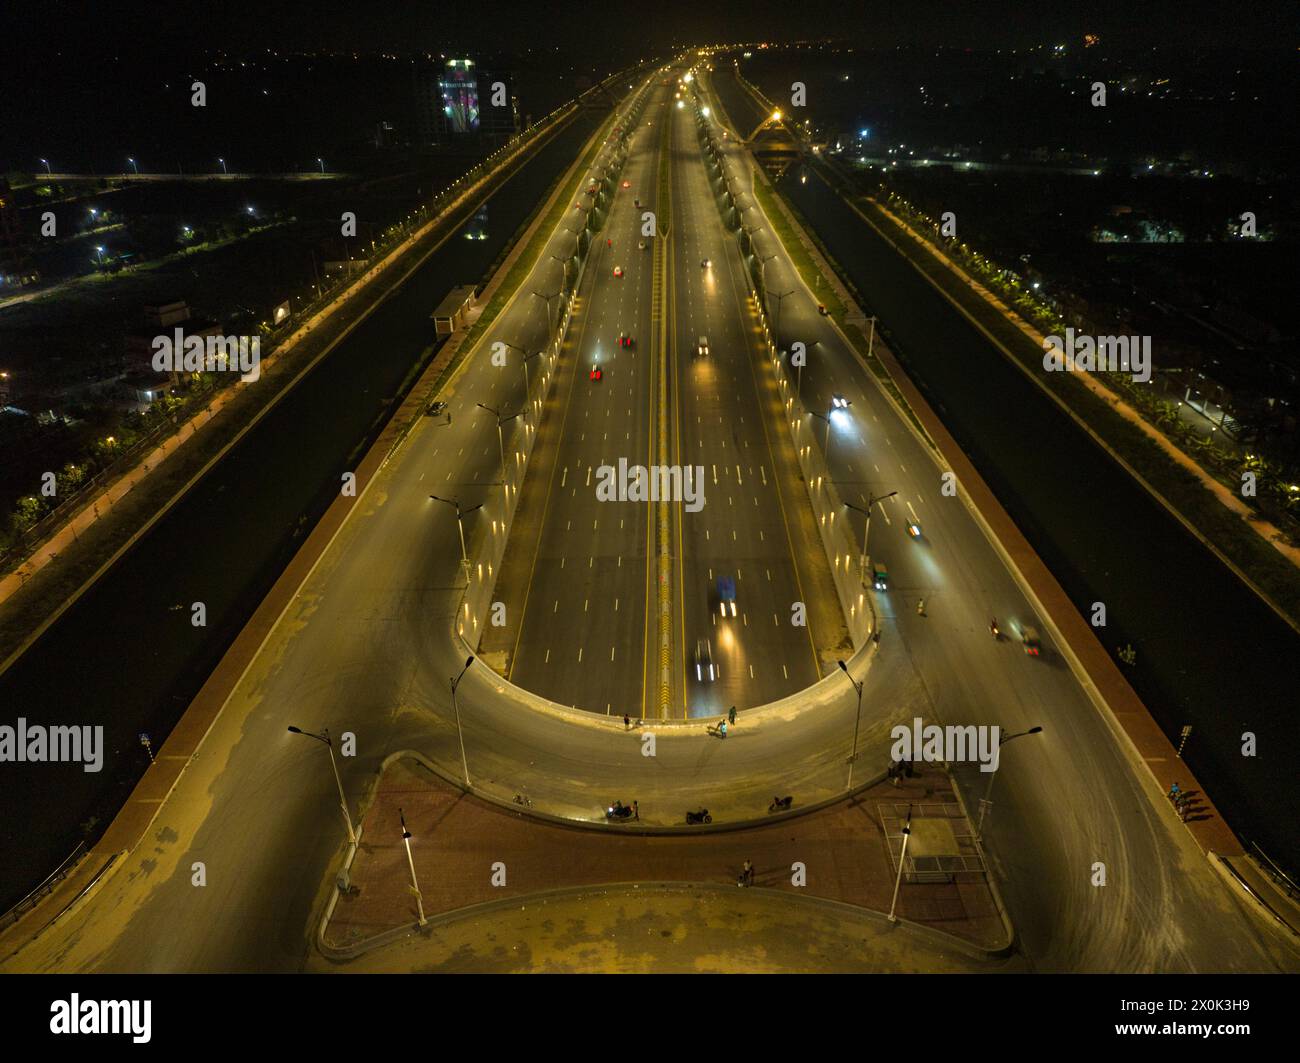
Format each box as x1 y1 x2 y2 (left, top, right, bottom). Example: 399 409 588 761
39 158 51 175
218 157 227 174
127 157 138 175
317 157 325 174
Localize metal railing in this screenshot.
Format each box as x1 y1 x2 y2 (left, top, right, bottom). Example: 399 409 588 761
0 840 87 933
1252 842 1298 899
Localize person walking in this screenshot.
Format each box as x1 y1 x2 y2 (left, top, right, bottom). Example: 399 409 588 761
623 714 631 730
917 598 926 616
632 800 639 821
739 860 754 887
1167 781 1181 803
728 705 737 726
718 720 728 739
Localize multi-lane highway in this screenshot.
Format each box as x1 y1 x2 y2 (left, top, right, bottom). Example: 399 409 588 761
481 83 664 715
2 63 1296 975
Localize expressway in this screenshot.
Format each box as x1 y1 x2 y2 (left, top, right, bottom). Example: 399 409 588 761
479 82 665 715
484 76 844 719
2 65 1296 975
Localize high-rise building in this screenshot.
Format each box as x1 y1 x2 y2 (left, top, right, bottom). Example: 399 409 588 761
413 58 519 149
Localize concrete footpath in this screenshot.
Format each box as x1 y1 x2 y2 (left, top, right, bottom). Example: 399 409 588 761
321 756 1008 967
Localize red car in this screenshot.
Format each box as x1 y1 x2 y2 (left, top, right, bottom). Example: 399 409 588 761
590 365 602 381
618 332 634 348
613 266 624 278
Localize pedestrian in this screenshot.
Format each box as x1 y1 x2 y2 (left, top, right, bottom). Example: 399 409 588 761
917 598 926 616
1168 782 1181 802
623 713 631 729
632 800 639 820
728 705 737 725
742 860 754 886
719 720 728 739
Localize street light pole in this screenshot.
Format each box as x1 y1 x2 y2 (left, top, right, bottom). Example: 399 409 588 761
766 287 795 344
476 403 522 493
846 491 897 580
976 726 1044 839
399 808 428 926
286 726 357 845
450 656 474 788
837 659 865 791
887 805 912 923
429 495 482 571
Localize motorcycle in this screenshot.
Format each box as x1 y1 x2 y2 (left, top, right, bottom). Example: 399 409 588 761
685 808 712 825
605 801 633 821
990 619 1001 640
769 795 793 812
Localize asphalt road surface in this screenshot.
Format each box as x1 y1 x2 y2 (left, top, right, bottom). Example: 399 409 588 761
4 65 1296 976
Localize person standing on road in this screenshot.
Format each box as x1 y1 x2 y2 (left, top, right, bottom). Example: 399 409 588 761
1168 782 1181 803
632 800 639 821
728 705 736 726
623 714 631 730
741 860 754 887
718 720 728 739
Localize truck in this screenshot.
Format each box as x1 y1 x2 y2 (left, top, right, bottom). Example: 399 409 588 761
869 559 888 591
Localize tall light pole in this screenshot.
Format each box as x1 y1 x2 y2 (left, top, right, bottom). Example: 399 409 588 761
450 656 474 788
286 726 357 845
846 491 897 580
399 808 427 926
977 726 1044 839
766 286 795 343
476 403 522 492
866 315 878 359
127 157 138 175
837 659 865 791
429 495 482 571
317 157 325 174
530 288 563 333
887 804 912 923
218 157 227 174
498 341 542 405
39 158 51 175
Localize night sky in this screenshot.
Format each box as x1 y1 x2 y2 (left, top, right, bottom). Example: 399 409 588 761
3 0 1296 62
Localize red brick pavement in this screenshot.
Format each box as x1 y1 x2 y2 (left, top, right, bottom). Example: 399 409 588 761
324 757 1005 953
